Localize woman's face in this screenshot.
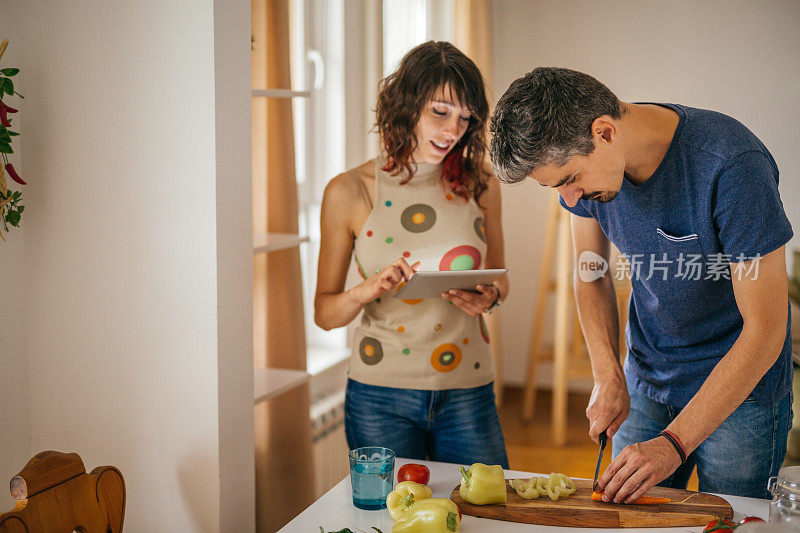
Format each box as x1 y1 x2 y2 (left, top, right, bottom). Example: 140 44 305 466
412 86 472 164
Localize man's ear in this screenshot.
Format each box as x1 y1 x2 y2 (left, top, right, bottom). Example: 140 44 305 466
591 116 618 144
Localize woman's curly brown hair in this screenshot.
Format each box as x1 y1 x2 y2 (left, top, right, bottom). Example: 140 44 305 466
376 41 490 202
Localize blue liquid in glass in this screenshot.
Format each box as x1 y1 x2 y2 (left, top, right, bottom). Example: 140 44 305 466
350 461 393 510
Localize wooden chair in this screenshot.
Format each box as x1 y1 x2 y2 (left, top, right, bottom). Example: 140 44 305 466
0 451 125 532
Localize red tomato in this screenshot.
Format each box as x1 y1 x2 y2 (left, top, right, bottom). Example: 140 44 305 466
739 516 765 524
397 463 430 485
703 518 737 533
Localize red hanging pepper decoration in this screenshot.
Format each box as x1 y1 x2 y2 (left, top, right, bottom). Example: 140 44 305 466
5 163 25 185
0 100 18 127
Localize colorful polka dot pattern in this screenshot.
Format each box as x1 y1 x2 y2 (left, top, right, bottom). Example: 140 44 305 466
348 159 492 386
439 245 482 271
401 203 437 233
395 280 424 305
474 217 486 242
431 343 462 372
354 255 368 280
359 337 384 365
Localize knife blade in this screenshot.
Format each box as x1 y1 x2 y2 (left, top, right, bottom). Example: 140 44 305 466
592 430 608 492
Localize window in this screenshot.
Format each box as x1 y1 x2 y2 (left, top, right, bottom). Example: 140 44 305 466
383 0 428 77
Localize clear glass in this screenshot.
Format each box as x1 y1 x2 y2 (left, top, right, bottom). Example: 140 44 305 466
349 447 395 510
769 466 800 525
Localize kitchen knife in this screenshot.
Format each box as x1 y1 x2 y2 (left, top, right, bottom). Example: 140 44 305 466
592 430 608 492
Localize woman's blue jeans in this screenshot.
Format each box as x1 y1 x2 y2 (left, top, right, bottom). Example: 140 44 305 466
344 379 509 468
614 384 792 499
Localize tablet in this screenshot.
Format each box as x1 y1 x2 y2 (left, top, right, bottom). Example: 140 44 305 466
392 269 508 299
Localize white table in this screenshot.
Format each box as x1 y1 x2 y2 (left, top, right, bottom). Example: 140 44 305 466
279 458 770 532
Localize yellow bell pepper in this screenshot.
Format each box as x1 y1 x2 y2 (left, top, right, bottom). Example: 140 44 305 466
386 481 433 520
391 498 461 533
458 463 507 505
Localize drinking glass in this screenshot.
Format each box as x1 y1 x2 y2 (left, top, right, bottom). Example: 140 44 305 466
348 447 395 510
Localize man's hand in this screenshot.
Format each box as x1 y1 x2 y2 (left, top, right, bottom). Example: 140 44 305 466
594 436 682 503
586 372 630 443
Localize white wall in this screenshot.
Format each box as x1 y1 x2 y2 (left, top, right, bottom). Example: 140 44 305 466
1 1 254 530
0 216 30 511
0 24 31 511
213 0 256 530
493 0 800 387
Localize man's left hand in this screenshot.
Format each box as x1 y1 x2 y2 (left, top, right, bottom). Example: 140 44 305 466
594 436 683 503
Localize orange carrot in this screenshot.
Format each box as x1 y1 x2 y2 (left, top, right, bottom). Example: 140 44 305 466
592 491 672 505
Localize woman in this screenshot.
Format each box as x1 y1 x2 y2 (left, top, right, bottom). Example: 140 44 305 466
314 41 509 467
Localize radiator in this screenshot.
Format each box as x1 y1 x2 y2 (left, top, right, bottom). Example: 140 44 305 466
311 389 349 498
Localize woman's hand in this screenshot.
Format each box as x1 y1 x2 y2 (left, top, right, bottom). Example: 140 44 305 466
441 284 499 317
348 258 420 304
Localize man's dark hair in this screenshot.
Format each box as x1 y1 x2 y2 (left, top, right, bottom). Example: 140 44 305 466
490 67 623 183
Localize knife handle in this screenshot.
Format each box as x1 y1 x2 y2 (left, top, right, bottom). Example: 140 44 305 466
599 430 607 448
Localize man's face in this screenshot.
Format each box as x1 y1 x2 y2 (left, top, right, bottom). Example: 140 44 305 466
528 137 625 207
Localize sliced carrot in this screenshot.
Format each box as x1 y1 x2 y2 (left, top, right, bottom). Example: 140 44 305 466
592 491 672 505
631 496 672 505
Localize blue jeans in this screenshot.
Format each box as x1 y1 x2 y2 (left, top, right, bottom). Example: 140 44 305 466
614 384 792 499
344 379 509 468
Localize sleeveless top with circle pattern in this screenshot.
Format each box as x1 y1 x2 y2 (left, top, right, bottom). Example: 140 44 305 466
349 156 494 390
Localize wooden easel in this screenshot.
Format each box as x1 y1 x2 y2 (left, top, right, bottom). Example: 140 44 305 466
522 192 630 446
521 192 588 446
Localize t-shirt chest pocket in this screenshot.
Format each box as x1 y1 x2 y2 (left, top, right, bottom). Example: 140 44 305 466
628 227 710 340
618 227 705 281
631 227 704 284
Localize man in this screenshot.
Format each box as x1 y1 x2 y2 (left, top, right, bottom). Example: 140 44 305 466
490 67 793 501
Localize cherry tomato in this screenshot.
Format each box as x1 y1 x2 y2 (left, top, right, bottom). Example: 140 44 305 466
397 463 430 485
739 516 765 525
703 517 737 533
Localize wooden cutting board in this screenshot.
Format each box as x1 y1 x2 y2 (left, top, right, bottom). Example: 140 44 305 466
450 478 733 528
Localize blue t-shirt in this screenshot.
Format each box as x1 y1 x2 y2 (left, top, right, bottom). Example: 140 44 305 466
560 103 793 408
